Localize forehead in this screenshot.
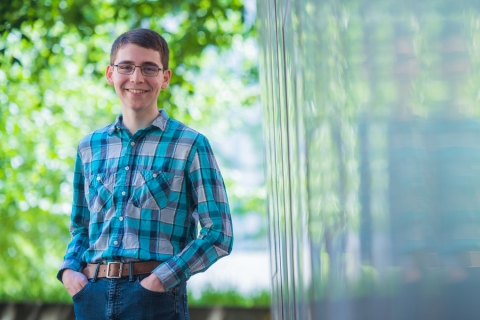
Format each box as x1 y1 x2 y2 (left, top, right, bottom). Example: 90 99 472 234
113 43 163 65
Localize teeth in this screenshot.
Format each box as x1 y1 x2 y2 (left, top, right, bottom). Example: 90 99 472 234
128 89 147 93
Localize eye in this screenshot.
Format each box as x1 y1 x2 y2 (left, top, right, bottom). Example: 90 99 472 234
143 66 158 73
118 64 134 71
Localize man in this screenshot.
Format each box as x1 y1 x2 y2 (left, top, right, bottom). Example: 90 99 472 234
57 28 233 320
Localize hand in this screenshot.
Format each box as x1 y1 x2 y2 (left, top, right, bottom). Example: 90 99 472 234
140 274 166 292
62 269 88 297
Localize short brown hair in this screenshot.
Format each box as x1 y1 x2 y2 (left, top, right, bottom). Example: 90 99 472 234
110 28 170 69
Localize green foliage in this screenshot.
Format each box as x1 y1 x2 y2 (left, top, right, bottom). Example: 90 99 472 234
0 0 250 120
0 0 258 303
188 286 271 308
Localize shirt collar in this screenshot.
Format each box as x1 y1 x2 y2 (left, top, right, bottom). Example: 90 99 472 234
108 109 170 135
151 109 170 131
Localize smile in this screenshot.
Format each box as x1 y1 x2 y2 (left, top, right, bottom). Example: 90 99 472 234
127 89 149 93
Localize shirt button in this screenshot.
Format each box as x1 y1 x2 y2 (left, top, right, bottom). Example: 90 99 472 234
114 241 118 245
121 191 126 196
125 166 129 171
131 142 135 146
153 173 157 178
96 176 101 181
119 216 124 221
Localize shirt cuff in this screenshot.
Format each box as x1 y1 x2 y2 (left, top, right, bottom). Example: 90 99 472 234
153 257 190 290
57 259 83 283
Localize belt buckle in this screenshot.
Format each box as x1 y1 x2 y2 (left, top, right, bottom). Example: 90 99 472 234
106 262 123 278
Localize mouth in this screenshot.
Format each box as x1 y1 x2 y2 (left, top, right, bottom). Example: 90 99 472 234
126 89 149 93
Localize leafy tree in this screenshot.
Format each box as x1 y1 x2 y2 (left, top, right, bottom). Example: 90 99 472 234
0 0 254 302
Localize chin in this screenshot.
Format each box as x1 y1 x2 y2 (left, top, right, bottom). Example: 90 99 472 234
130 104 154 112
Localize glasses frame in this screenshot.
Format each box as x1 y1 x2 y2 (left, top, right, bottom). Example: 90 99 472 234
112 63 165 77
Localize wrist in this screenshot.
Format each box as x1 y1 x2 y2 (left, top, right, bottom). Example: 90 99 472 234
61 268 72 282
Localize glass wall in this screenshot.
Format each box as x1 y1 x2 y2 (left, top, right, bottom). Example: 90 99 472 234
258 1 480 319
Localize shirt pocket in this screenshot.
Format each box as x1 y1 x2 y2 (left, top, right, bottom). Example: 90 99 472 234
84 173 115 213
131 170 175 210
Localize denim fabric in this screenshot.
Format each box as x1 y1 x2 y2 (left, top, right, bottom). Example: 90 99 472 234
72 274 189 320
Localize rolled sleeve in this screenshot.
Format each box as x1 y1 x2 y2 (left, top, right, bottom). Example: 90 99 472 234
57 148 90 282
153 136 233 290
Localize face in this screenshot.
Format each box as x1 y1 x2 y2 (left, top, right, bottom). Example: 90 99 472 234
106 43 171 114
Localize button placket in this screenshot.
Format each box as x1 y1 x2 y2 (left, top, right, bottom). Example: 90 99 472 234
120 131 145 237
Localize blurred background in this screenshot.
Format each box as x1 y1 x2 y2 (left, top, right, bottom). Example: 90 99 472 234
5 0 480 320
0 0 270 318
259 0 480 319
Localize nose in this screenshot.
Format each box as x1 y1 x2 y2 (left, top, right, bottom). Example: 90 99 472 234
130 66 144 83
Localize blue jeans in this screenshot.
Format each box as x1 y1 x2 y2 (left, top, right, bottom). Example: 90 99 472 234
72 274 190 320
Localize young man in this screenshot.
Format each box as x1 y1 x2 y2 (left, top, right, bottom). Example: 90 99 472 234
57 28 233 320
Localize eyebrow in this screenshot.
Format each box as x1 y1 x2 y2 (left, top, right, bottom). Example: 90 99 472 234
116 60 160 67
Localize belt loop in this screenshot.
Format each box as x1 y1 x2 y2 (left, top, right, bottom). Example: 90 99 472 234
128 262 134 282
92 263 101 282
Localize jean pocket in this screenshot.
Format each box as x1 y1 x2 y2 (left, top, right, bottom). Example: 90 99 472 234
71 279 93 301
127 280 177 319
135 279 176 296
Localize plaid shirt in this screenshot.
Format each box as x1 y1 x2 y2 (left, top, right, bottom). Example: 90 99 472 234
58 109 233 289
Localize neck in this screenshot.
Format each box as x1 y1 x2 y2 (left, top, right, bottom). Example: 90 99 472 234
121 107 159 135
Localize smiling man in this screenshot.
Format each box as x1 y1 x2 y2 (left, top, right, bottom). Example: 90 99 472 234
57 29 234 320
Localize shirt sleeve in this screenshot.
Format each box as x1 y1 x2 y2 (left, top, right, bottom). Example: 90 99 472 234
153 135 234 289
56 147 90 282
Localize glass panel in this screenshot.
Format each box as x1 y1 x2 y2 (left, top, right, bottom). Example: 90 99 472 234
258 0 480 319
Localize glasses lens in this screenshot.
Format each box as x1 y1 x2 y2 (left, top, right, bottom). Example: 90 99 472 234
142 66 159 76
117 64 135 74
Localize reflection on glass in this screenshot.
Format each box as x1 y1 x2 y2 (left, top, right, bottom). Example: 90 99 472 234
258 1 480 319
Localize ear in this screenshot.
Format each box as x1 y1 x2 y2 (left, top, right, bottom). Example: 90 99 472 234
161 69 172 89
106 65 114 86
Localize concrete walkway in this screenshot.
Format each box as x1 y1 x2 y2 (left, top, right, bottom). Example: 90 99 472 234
0 302 270 320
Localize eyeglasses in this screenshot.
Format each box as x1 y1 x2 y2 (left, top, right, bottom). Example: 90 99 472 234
113 63 165 77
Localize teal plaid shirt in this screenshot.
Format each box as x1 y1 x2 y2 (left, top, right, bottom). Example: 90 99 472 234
58 109 233 289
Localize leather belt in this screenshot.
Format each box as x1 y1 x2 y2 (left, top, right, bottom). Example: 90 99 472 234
82 261 162 279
